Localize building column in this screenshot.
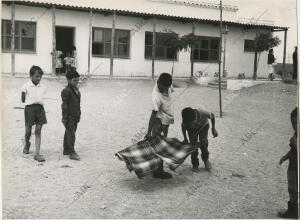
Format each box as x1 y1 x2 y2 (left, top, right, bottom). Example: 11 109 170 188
283 29 287 73
152 16 156 79
110 11 116 77
88 9 92 75
190 22 195 77
11 1 15 76
52 6 56 75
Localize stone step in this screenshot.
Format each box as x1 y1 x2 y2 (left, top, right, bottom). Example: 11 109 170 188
207 83 227 90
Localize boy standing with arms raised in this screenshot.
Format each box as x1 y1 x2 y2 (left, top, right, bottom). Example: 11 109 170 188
22 66 47 162
145 73 174 179
61 71 81 160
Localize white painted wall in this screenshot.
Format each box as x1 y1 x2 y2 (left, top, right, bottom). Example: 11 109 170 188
1 3 271 78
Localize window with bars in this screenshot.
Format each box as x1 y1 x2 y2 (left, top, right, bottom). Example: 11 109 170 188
144 32 177 60
244 39 255 52
92 27 130 58
192 36 219 62
1 19 36 52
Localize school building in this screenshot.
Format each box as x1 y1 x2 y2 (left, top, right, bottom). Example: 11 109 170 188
1 0 288 78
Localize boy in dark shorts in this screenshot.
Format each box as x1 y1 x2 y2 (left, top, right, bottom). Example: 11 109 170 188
181 107 218 172
278 107 298 218
61 71 81 160
21 65 47 162
145 73 174 179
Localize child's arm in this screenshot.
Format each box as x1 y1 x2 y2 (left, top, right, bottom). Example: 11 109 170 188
279 153 289 165
181 123 188 143
61 89 70 126
210 113 218 138
145 110 157 138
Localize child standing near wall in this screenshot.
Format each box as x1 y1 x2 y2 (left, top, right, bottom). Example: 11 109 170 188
21 65 47 162
64 52 72 73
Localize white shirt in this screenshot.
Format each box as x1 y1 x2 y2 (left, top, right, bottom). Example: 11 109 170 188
21 81 46 106
152 82 174 125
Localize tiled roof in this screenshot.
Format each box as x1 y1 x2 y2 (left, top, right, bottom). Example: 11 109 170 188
3 0 288 29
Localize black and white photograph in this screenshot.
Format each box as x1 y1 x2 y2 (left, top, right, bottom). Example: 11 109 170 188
1 0 299 219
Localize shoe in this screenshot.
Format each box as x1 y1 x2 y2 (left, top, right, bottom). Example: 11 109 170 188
278 202 298 218
34 155 45 162
152 171 173 179
70 152 80 160
204 160 212 170
192 166 201 172
63 149 70 155
23 142 31 154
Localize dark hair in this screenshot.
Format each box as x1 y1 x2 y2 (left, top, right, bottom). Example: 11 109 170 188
182 107 196 124
158 73 172 87
291 107 298 122
66 70 80 80
29 65 44 76
269 49 273 53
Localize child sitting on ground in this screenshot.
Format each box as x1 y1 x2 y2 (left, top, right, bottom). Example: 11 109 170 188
181 107 218 171
21 65 47 162
145 73 174 179
278 107 298 218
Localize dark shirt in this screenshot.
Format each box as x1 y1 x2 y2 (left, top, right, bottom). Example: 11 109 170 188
61 84 81 122
293 51 297 65
268 53 275 64
288 132 297 171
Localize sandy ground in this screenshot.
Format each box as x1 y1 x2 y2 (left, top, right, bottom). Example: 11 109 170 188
1 77 297 219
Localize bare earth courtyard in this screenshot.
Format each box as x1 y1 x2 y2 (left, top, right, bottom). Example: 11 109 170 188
1 77 297 219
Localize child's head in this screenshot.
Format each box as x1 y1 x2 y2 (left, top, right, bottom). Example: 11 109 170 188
66 52 71 57
66 70 80 88
291 107 298 132
269 49 273 54
157 73 172 93
182 107 196 125
29 65 44 84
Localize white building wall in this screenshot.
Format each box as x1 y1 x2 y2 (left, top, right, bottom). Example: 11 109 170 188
1 4 271 78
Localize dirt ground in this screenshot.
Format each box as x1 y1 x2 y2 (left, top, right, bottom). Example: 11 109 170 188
1 77 297 219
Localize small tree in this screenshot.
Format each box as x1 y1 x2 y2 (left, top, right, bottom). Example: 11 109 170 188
253 32 281 80
157 29 199 75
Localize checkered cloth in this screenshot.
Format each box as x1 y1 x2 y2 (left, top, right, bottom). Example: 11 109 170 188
115 135 198 178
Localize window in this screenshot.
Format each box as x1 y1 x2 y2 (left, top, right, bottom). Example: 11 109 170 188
244 39 255 52
144 32 177 60
1 20 36 52
92 28 130 58
192 36 219 62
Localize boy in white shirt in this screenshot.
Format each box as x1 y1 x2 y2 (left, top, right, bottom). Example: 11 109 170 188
145 73 174 179
21 66 47 162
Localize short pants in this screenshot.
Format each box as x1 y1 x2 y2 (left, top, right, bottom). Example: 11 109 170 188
24 104 47 126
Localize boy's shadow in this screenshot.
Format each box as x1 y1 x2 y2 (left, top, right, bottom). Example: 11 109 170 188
118 164 209 193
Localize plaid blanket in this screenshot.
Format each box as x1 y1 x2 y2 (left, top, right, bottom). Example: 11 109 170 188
115 135 198 178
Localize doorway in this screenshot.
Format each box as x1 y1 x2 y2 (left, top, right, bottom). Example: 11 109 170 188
55 26 75 74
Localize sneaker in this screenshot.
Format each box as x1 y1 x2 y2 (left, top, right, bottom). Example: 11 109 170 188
70 152 80 160
192 166 201 172
34 154 45 162
204 160 212 170
152 171 173 179
23 142 31 154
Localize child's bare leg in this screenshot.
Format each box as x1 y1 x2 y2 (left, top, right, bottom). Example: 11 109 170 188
23 124 32 154
34 125 45 161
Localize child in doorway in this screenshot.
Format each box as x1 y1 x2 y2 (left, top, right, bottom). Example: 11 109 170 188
64 52 72 73
61 70 81 160
145 73 174 179
278 107 298 218
181 107 218 171
21 65 47 162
